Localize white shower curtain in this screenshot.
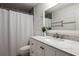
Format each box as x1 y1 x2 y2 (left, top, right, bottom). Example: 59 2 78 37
9 10 33 56
0 8 33 56
0 8 9 56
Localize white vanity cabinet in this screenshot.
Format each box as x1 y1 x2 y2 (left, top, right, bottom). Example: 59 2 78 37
30 38 73 56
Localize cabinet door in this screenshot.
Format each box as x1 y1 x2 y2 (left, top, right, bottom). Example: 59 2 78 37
55 49 72 56
36 41 45 56
30 39 37 56
44 45 56 56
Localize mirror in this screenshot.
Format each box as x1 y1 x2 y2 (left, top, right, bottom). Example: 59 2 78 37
45 3 79 30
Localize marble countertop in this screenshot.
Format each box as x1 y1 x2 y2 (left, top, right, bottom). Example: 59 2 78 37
31 36 79 56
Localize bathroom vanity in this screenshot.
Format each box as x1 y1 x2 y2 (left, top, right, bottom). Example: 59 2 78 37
29 36 79 56
29 3 79 56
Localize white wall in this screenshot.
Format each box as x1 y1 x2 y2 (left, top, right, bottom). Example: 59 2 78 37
52 4 79 30
34 3 54 35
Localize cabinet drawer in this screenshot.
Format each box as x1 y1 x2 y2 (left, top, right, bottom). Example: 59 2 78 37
55 49 72 56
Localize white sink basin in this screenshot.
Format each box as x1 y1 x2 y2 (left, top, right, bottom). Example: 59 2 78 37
54 38 65 41
42 36 65 42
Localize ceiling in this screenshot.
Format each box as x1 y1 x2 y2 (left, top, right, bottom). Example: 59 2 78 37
0 3 38 12
45 3 74 14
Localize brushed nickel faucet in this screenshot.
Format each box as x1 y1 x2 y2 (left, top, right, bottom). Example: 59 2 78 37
53 33 63 39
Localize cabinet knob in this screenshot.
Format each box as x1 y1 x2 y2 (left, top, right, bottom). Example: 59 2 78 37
40 46 44 50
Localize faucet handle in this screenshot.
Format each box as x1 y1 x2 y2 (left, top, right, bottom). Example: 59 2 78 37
60 35 64 39
53 33 59 38
55 33 59 38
